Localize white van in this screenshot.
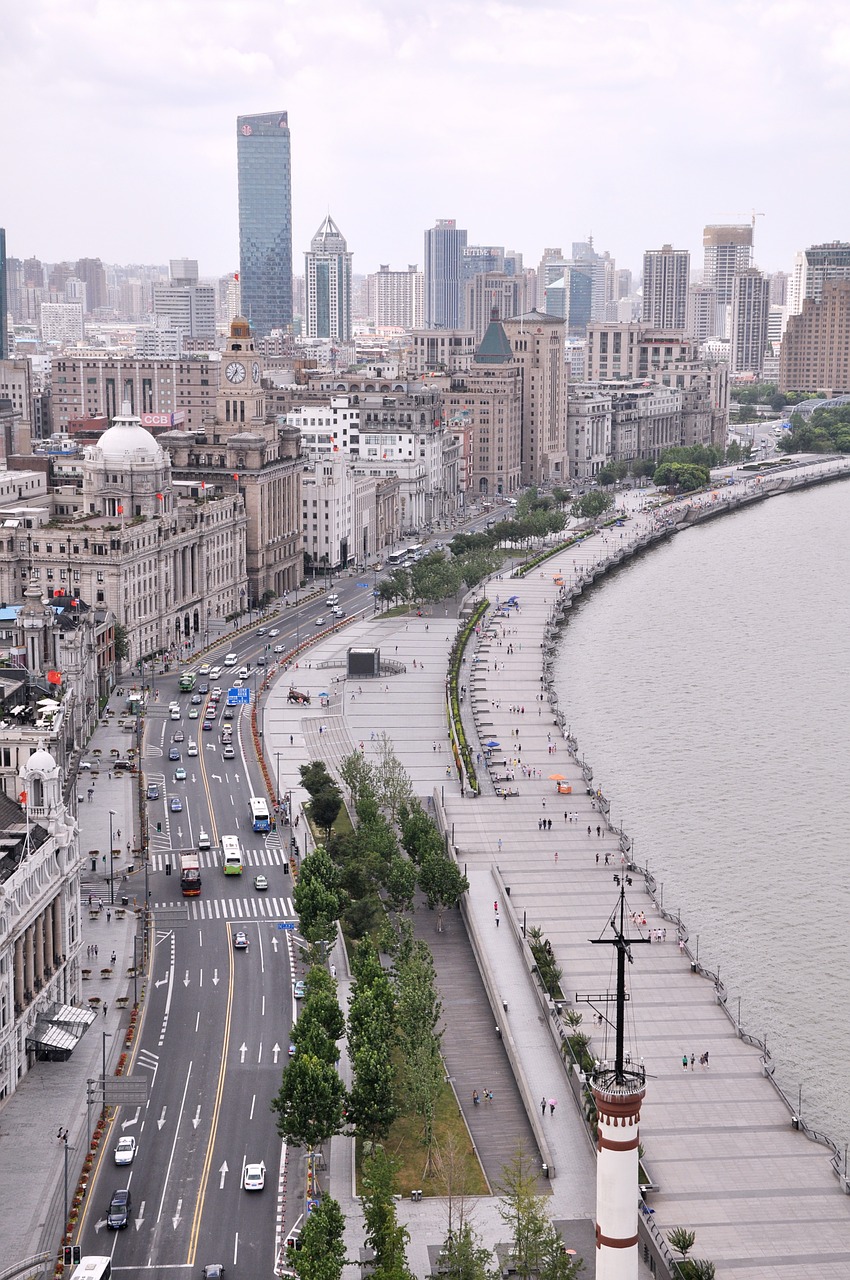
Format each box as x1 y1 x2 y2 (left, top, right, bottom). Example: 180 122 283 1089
198 829 211 852
223 653 238 667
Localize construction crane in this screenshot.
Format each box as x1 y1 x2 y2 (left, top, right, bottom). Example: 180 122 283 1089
752 209 765 229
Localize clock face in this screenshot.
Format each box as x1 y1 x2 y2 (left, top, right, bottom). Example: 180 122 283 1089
226 361 246 384
252 361 260 384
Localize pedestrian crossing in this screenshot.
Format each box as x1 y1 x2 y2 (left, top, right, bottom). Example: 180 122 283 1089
148 846 288 873
153 895 296 921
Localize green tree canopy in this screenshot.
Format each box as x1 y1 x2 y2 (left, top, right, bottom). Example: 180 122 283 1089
652 461 709 492
271 1051 346 1150
287 1195 348 1280
570 491 613 520
300 760 335 797
418 849 469 931
362 1149 415 1280
311 786 343 840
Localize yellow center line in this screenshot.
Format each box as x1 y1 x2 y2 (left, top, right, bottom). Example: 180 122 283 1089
187 921 235 1264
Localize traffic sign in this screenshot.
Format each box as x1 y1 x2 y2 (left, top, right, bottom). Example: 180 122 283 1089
277 921 296 930
356 581 369 588
228 687 250 704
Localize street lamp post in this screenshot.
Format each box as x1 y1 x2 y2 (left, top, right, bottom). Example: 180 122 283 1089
275 752 281 805
63 1133 71 1226
108 810 116 906
101 1029 112 1115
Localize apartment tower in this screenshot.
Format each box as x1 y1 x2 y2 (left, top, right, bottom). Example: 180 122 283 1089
642 245 690 330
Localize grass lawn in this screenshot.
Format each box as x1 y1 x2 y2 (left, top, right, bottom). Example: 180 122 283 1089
355 1075 488 1198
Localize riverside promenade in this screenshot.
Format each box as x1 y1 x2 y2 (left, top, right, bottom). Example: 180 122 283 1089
268 464 850 1280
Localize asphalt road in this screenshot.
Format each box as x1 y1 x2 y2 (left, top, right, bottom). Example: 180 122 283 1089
71 510 509 1275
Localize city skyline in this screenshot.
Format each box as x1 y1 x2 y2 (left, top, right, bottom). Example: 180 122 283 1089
3 0 850 280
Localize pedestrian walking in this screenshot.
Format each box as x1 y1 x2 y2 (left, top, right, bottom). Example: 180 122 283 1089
473 1090 480 1106
682 1054 688 1070
106 910 111 924
703 1050 710 1067
103 1003 108 1017
540 1096 546 1116
690 1054 695 1070
494 901 499 913
548 1098 557 1115
110 951 116 965
587 825 592 837
596 824 602 837
497 838 502 852
554 851 558 864
495 914 500 928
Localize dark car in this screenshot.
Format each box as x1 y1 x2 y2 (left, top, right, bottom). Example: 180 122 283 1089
107 1186 132 1229
198 682 209 694
168 747 180 761
202 1268 225 1280
146 783 159 800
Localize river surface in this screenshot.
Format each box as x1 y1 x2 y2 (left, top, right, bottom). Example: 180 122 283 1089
553 479 850 1157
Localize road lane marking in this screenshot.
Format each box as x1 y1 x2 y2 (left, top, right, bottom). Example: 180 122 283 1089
155 1062 193 1224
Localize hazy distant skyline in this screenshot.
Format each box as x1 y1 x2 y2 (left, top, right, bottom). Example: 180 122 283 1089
3 0 849 282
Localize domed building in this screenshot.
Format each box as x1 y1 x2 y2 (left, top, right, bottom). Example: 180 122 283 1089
0 402 248 664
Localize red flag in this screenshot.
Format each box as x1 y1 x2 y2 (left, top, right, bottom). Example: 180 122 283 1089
234 272 239 281
117 504 124 514
52 589 62 597
233 473 239 482
18 790 27 805
47 670 62 685
156 493 163 501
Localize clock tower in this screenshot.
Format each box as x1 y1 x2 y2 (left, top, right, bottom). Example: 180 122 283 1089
217 317 265 427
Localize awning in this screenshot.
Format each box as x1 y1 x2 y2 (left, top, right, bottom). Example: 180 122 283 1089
26 1001 97 1058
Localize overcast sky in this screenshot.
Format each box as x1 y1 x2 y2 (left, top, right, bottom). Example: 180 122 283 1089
3 0 849 281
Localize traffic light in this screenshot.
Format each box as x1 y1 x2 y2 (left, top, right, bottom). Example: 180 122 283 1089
63 1247 82 1265
156 821 162 832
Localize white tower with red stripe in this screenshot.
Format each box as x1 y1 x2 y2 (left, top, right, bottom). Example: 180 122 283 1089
590 882 649 1280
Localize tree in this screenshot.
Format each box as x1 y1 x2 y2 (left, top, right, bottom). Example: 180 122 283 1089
385 854 417 914
294 844 344 945
114 622 130 661
667 1227 716 1280
373 733 414 820
339 750 375 805
570 491 613 521
418 849 469 931
393 924 445 1162
288 1195 348 1280
725 439 742 464
348 1043 398 1140
311 786 343 840
362 1148 414 1280
439 1223 497 1280
300 760 335 797
652 461 709 492
498 1148 582 1280
271 1051 346 1150
550 486 571 507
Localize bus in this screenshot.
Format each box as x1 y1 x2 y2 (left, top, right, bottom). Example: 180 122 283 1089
71 1260 112 1280
221 834 243 875
406 542 424 560
387 550 407 567
179 672 196 693
249 796 271 832
179 850 201 896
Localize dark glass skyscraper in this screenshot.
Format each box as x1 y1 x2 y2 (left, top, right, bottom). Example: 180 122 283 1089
424 219 467 328
237 112 292 336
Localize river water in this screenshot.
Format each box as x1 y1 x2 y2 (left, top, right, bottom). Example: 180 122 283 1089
553 479 850 1157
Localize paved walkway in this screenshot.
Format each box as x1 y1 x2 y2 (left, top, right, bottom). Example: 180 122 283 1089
0 702 144 1266
270 487 850 1279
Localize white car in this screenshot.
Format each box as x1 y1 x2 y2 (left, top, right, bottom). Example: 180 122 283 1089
325 594 339 606
237 666 250 679
209 666 222 679
223 653 238 667
114 1135 136 1166
273 644 284 654
243 1162 265 1191
269 629 280 637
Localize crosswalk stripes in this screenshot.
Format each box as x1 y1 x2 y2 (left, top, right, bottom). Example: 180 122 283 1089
149 846 289 873
152 895 295 921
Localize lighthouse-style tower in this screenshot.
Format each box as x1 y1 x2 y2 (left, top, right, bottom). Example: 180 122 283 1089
590 884 649 1280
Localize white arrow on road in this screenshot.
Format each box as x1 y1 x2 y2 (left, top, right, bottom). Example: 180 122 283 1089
183 970 190 987
157 1106 168 1131
271 935 279 952
155 975 169 988
210 772 222 780
192 1105 201 1129
239 1043 247 1063
135 1200 145 1231
95 1216 107 1232
219 1161 229 1189
172 1198 182 1230
212 968 220 986
122 1105 141 1130
272 1043 281 1063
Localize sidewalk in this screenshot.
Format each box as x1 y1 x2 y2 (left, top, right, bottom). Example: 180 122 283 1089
0 700 144 1266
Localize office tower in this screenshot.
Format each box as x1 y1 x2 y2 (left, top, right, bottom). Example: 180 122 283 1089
74 258 107 312
703 225 753 334
571 240 612 322
536 248 569 309
0 229 7 359
424 219 467 328
544 269 592 338
304 215 352 342
368 265 424 329
642 245 690 330
780 281 850 393
729 269 770 376
152 260 216 340
459 246 504 322
503 250 524 277
801 242 850 305
464 272 525 343
769 271 789 307
502 311 569 487
237 110 293 336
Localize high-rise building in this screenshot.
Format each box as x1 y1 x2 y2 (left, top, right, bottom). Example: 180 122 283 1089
779 280 850 394
424 220 467 329
237 110 293 336
642 245 690 330
703 225 753 334
729 269 770 376
304 215 352 342
367 265 424 330
464 272 525 344
800 242 850 305
0 229 7 359
687 284 717 343
536 248 569 309
152 260 216 340
40 302 84 346
442 313 522 497
502 310 569 487
74 258 107 312
543 269 592 338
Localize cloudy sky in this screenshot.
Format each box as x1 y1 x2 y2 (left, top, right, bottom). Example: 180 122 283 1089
3 0 849 280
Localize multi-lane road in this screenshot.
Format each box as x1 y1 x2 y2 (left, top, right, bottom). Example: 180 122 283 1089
71 514 506 1275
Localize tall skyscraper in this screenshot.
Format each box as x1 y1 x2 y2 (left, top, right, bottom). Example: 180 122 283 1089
642 245 690 330
304 215 352 342
729 269 770 376
424 219 467 328
237 110 292 336
703 225 753 335
800 242 850 304
0 229 7 359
